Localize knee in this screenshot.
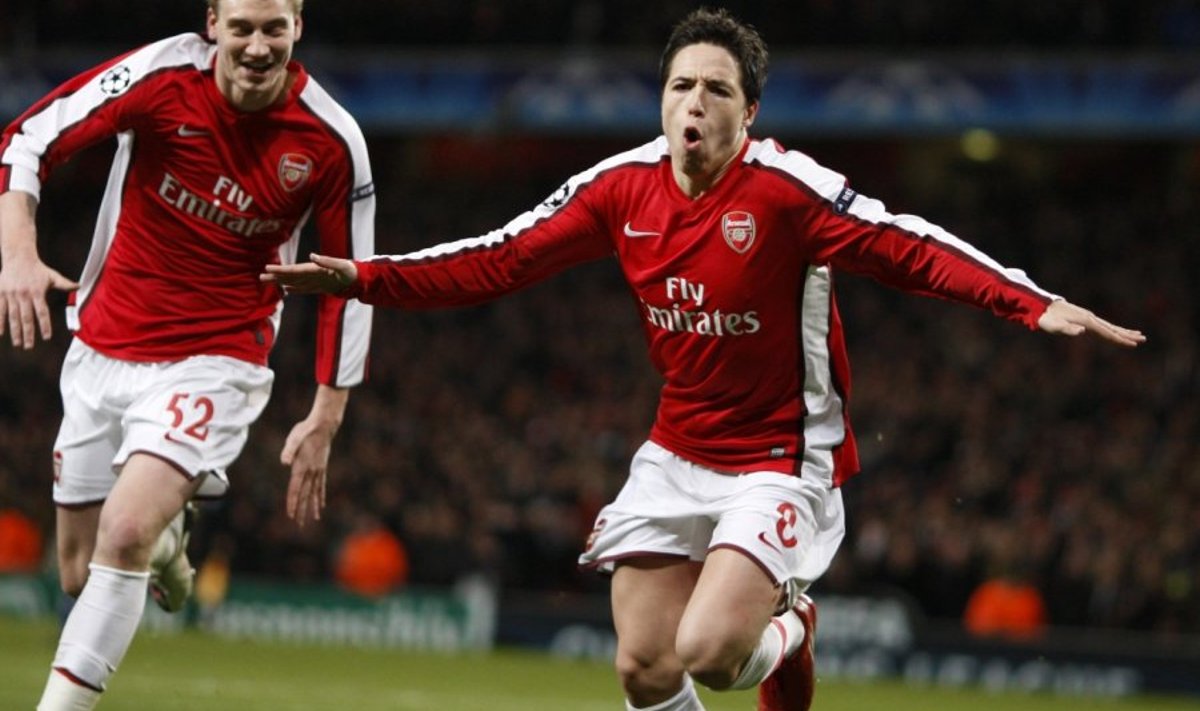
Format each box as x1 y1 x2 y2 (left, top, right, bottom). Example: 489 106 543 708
95 512 158 567
615 649 686 705
675 631 742 691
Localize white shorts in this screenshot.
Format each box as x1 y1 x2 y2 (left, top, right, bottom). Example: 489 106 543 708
52 339 274 505
578 440 845 590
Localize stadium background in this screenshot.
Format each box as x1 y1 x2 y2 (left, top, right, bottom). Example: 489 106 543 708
1 0 1197 703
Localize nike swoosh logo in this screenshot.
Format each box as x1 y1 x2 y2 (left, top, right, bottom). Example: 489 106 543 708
757 531 781 554
623 222 661 238
164 431 189 444
177 125 209 138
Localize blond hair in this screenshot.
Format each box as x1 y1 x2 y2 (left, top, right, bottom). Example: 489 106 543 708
207 0 304 15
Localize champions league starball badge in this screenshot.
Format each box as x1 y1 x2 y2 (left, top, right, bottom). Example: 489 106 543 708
99 65 133 96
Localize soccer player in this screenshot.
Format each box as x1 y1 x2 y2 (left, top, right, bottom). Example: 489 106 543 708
0 1 375 708
263 8 1143 711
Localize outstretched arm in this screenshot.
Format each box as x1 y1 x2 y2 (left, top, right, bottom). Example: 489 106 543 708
261 253 357 294
1037 299 1144 347
0 191 79 348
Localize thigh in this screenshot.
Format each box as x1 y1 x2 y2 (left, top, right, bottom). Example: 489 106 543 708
612 557 702 666
677 547 779 663
93 453 203 568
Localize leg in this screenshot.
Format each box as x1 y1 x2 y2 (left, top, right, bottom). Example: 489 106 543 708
611 556 702 708
55 505 102 598
677 548 817 711
39 454 200 711
675 548 779 690
92 454 199 570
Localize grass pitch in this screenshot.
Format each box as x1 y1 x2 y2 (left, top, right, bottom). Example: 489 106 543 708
2 616 1195 710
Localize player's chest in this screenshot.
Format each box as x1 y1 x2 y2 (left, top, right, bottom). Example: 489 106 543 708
614 193 797 310
140 101 323 221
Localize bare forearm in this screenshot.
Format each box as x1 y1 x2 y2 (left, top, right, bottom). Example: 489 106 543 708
308 383 350 433
0 191 39 264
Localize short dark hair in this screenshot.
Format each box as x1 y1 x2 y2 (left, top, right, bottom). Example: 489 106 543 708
659 7 769 105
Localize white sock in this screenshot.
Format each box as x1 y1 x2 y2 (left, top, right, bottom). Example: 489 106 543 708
729 610 807 690
49 563 150 692
36 670 102 711
626 674 705 710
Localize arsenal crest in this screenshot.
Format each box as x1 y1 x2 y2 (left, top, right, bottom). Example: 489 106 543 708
277 153 312 192
722 211 757 254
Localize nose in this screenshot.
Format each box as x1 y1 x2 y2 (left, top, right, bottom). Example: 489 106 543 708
687 87 705 116
244 31 270 57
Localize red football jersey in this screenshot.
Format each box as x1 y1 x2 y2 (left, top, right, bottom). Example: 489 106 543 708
0 34 374 386
348 137 1054 484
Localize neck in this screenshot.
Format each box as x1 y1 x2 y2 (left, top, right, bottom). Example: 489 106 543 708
673 135 746 199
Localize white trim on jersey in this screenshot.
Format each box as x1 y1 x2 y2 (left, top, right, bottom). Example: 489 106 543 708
797 265 842 485
296 77 376 387
67 131 136 331
377 138 668 263
337 300 372 387
338 173 375 385
2 34 213 202
270 205 311 342
746 138 1058 301
298 78 374 200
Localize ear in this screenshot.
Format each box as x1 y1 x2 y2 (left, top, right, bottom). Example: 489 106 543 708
206 8 218 41
743 100 759 129
293 14 303 42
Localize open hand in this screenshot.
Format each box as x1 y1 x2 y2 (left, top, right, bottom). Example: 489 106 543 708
261 253 358 294
1037 299 1145 347
0 260 79 349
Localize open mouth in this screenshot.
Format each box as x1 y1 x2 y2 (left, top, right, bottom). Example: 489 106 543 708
683 126 703 149
240 61 274 78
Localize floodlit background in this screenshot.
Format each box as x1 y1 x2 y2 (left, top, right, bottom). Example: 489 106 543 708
1 1 1197 706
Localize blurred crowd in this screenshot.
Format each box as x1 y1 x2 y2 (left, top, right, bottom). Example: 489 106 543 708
3 1 1200 52
0 132 1196 639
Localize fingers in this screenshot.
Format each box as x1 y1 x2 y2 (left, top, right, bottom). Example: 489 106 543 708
283 431 328 527
10 294 36 349
1040 300 1145 348
1 270 76 347
259 255 355 295
287 469 325 527
34 294 54 341
280 435 298 466
1092 318 1145 347
49 269 80 292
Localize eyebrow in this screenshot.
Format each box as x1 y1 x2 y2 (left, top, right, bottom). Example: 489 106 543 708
225 17 290 29
671 76 736 91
